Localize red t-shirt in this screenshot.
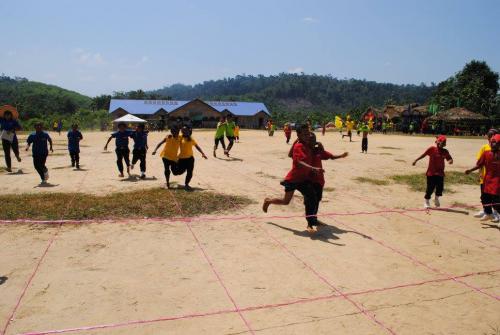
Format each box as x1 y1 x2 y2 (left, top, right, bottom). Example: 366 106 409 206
424 146 452 177
310 150 334 186
284 142 312 183
477 151 500 195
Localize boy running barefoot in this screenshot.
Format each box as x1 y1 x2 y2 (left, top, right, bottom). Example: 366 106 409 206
466 134 500 224
152 126 181 189
263 124 323 232
67 124 83 169
309 133 348 225
213 117 227 157
225 114 236 156
26 123 53 184
413 135 453 209
104 122 132 178
130 124 148 179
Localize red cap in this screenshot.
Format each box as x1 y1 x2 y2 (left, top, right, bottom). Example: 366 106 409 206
436 135 447 143
492 134 500 143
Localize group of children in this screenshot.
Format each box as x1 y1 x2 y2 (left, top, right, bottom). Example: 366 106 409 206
213 115 238 157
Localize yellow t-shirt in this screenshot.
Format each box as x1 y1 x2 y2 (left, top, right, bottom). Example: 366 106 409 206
160 135 180 161
476 143 491 184
234 126 240 136
346 121 354 131
179 136 197 159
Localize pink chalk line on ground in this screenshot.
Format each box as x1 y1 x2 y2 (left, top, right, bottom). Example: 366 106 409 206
17 268 500 335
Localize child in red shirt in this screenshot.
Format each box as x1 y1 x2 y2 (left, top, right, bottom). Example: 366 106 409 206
413 135 453 208
263 124 323 232
466 134 500 224
309 133 348 224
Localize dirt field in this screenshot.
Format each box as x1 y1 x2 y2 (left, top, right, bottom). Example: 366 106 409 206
1 130 499 335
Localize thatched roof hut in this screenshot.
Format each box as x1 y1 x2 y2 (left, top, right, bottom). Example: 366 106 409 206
384 103 428 120
426 107 488 122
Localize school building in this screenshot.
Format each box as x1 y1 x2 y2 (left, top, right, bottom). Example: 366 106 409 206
108 98 270 129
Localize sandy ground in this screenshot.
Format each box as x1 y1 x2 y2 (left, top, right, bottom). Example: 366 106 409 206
0 129 499 335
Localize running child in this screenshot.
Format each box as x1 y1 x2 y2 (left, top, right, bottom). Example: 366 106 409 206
284 122 292 144
413 135 453 209
104 122 132 178
67 124 83 169
152 125 181 189
469 130 499 222
26 123 53 184
225 114 236 156
213 117 227 157
309 133 348 224
342 119 354 142
0 109 22 172
234 123 240 142
262 124 323 232
466 134 500 225
130 124 148 179
361 123 370 153
175 125 208 191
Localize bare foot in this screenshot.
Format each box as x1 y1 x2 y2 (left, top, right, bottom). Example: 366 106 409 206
306 226 316 233
262 198 271 213
119 173 124 178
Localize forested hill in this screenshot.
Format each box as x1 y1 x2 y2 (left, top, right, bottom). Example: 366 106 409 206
0 75 92 119
151 74 435 118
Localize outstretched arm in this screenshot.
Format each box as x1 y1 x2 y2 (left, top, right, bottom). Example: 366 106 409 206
152 139 166 155
48 136 53 153
412 152 426 166
104 136 113 150
330 152 348 160
297 160 324 173
195 144 208 159
465 165 481 174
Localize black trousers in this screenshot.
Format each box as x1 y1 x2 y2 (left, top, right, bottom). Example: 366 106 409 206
2 138 19 169
482 193 500 214
226 136 235 150
33 155 47 181
173 156 195 185
295 182 319 226
132 148 147 172
162 158 177 183
480 184 493 215
361 138 368 152
425 175 444 199
115 147 130 173
214 137 226 150
312 183 324 216
69 150 80 166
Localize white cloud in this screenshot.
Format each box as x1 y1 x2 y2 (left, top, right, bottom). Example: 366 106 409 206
288 67 304 74
73 48 106 66
301 17 318 23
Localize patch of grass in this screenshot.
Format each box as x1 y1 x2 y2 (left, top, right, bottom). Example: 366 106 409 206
394 159 406 163
323 187 335 192
379 152 393 156
390 171 477 192
0 188 252 220
378 146 402 150
353 177 390 186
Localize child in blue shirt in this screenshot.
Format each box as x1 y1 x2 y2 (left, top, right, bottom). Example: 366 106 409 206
104 122 132 177
130 124 148 179
0 110 22 172
67 124 83 169
26 123 53 184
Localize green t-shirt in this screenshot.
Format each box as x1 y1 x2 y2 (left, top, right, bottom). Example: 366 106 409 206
215 122 226 138
226 121 235 137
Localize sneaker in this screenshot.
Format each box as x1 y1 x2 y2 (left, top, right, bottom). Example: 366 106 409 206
434 196 441 208
491 216 500 223
424 199 431 209
473 211 485 218
43 169 49 181
480 214 494 221
140 173 146 179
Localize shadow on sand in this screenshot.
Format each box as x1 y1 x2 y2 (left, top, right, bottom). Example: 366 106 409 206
266 221 372 246
34 182 59 188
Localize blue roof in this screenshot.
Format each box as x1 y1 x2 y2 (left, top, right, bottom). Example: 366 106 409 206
109 99 269 116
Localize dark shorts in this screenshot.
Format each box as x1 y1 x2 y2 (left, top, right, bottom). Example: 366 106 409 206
280 180 300 193
226 136 235 141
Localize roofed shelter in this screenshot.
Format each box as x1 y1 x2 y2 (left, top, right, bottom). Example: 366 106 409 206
425 107 489 135
108 99 270 129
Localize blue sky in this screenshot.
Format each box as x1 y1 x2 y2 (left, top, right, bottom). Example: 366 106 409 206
1 0 499 96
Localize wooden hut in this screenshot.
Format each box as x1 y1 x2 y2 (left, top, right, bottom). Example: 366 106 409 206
425 107 489 135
